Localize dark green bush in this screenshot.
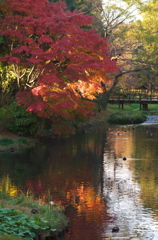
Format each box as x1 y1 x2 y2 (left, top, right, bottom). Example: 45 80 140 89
107 111 147 125
6 102 37 135
6 101 54 137
6 102 40 136
0 138 14 146
17 138 28 145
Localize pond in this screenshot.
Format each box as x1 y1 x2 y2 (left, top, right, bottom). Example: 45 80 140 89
1 121 158 240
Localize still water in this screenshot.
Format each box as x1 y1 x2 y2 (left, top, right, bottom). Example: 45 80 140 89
1 122 158 239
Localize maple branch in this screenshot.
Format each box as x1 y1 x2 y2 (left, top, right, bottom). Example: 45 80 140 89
27 66 35 84
115 68 151 79
26 83 33 88
13 64 21 87
19 70 26 79
26 68 45 87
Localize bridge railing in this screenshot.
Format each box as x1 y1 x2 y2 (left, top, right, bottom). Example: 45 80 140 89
109 93 158 101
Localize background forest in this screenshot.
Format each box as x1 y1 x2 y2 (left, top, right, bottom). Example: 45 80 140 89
0 0 158 136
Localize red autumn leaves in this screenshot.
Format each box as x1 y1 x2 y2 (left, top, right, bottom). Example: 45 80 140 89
0 0 118 134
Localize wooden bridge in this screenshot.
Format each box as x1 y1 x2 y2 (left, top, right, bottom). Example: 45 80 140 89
108 94 158 110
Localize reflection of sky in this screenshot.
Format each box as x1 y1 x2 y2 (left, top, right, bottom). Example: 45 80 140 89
102 151 158 239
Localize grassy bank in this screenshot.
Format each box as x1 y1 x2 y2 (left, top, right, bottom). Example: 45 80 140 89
0 193 69 240
77 103 154 128
0 137 36 152
107 111 147 124
107 103 158 113
0 103 157 141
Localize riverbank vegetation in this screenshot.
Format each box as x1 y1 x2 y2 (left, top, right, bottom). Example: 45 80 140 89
0 192 69 240
0 102 157 141
76 102 158 128
107 111 147 125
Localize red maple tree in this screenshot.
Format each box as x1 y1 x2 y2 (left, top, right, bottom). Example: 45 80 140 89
0 0 118 135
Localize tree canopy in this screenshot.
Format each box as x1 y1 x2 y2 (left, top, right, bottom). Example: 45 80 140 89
1 0 158 136
0 0 118 135
129 0 158 87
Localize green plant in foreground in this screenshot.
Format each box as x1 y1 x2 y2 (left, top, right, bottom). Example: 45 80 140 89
0 193 68 240
0 206 64 240
0 207 38 239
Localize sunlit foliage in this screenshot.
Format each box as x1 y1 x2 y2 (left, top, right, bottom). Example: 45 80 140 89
0 0 118 135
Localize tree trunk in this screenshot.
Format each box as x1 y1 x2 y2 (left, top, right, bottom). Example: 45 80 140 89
99 72 122 110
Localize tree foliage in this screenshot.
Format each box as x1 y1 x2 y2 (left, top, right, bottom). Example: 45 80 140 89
76 0 104 34
130 0 158 88
0 0 118 135
90 0 142 106
96 0 158 102
49 0 76 11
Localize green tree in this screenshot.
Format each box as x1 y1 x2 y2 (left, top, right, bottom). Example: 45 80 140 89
94 0 143 108
130 0 158 92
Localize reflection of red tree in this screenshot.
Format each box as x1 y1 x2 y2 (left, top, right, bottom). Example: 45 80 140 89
25 177 111 240
65 183 111 240
25 178 46 202
67 183 103 216
26 180 45 193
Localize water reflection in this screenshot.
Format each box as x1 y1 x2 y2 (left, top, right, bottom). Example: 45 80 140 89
0 175 18 197
103 125 158 239
1 125 158 239
103 152 157 239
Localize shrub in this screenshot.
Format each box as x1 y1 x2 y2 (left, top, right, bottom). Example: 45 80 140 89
17 138 28 145
6 101 54 137
0 106 11 130
6 102 39 136
0 138 14 146
107 111 147 125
